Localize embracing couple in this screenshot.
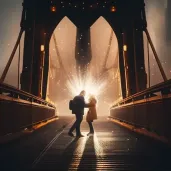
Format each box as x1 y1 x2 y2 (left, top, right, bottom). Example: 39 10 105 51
68 90 97 137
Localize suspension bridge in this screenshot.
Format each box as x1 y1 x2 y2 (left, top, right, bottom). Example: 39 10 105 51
0 0 171 170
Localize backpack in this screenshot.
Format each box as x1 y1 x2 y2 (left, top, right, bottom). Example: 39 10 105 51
69 96 84 113
69 100 73 110
69 99 77 114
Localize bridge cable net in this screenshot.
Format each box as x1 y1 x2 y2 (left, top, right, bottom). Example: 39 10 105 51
90 29 121 101
50 29 119 91
47 26 76 106
98 29 119 81
52 33 73 85
89 16 122 106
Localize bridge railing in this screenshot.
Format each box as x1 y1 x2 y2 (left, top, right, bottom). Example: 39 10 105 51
111 79 171 108
0 83 55 108
110 79 171 142
0 83 56 136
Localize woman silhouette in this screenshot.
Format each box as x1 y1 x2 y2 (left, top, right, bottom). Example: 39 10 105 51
86 94 97 136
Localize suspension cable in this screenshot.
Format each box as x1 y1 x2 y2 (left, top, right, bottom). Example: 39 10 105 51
52 33 72 84
144 28 167 81
104 50 119 73
0 29 24 84
101 29 114 71
99 29 118 79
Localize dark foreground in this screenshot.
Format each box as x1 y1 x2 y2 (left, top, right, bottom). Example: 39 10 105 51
0 116 171 171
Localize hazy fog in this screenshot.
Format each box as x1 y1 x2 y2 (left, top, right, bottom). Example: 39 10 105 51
0 0 171 115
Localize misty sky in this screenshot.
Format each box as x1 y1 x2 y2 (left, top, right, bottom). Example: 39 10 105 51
0 0 23 85
0 0 171 90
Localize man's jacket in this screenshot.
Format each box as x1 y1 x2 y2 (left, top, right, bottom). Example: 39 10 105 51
72 95 86 115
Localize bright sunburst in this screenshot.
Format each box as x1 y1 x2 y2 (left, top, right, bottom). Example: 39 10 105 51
66 69 107 101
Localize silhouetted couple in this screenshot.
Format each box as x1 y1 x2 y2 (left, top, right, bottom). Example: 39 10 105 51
68 90 97 137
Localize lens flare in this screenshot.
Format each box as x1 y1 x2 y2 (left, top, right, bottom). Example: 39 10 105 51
66 70 107 101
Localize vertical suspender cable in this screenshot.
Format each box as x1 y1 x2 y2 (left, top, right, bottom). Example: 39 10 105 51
147 40 150 88
18 40 21 89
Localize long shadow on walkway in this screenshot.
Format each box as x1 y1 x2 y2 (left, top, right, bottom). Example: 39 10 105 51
59 135 98 171
77 136 97 171
32 136 81 171
60 137 81 170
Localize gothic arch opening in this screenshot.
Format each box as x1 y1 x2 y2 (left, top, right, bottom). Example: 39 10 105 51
47 16 122 116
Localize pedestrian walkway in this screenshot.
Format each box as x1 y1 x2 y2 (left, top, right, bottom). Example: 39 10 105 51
32 117 171 170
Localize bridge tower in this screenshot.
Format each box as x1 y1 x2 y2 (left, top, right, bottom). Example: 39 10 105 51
20 0 147 99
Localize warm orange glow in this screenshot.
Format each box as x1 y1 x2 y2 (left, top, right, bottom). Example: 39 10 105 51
40 45 44 52
48 17 121 116
110 6 116 12
51 6 56 12
123 45 127 52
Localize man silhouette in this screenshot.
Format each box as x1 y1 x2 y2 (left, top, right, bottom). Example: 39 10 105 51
68 90 88 137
